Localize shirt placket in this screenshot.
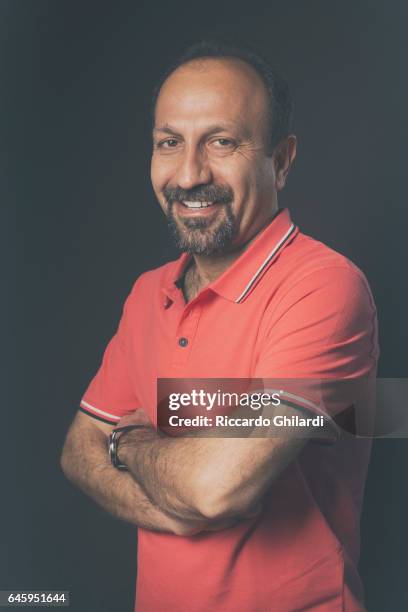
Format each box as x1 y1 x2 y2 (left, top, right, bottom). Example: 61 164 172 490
170 299 203 374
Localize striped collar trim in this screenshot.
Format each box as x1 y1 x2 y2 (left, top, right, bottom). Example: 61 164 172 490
235 222 296 303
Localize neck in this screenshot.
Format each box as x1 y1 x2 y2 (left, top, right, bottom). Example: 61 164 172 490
192 247 246 286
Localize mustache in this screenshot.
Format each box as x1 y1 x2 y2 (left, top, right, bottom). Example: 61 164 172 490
163 184 234 205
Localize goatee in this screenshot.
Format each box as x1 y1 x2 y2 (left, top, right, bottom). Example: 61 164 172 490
163 184 237 255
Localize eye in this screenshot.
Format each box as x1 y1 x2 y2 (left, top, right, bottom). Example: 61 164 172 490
156 138 180 149
153 137 182 155
215 138 235 146
210 138 238 150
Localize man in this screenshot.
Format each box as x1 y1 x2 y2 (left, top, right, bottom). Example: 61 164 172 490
61 41 379 611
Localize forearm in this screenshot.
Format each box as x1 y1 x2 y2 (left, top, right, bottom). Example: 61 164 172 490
60 419 212 534
119 430 210 521
119 420 306 521
120 430 269 521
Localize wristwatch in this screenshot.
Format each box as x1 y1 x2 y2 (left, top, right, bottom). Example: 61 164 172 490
108 425 145 470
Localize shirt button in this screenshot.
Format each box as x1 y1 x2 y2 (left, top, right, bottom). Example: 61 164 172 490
178 337 188 347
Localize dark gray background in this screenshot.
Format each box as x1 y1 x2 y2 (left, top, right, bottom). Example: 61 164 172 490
3 1 407 610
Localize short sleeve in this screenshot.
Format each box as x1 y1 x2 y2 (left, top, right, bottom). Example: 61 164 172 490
79 288 141 425
254 266 379 428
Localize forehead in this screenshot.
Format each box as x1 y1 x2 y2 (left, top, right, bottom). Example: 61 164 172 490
154 58 269 134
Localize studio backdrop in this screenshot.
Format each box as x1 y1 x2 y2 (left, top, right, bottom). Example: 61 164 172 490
4 1 407 611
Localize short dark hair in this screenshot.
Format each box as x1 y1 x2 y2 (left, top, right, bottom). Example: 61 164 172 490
151 40 293 155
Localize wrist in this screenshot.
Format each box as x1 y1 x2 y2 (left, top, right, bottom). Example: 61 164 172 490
109 425 147 470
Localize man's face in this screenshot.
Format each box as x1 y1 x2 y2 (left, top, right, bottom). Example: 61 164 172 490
151 58 287 255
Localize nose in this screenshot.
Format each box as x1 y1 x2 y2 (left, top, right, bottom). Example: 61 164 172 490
174 145 213 190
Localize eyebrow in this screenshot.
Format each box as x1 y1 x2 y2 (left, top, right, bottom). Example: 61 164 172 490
153 122 248 138
153 125 183 138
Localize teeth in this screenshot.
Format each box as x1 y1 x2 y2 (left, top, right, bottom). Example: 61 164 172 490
182 201 215 209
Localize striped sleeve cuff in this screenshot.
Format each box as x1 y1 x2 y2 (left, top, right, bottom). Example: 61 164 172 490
79 400 122 425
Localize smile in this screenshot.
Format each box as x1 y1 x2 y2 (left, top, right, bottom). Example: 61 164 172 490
181 201 217 209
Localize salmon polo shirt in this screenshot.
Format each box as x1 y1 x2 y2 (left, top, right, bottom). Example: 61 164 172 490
80 208 379 612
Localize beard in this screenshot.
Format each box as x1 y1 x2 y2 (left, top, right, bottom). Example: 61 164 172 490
163 184 237 255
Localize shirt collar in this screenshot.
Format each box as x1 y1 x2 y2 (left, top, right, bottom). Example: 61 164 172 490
162 208 298 305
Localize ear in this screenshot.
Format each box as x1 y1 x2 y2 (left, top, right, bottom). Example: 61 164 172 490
273 135 297 191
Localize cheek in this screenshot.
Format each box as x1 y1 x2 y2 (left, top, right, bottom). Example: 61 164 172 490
211 158 252 193
150 160 170 211
150 155 174 189
235 162 274 204
150 156 162 189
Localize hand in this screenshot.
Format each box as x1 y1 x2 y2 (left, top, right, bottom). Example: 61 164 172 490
117 409 153 429
163 513 241 536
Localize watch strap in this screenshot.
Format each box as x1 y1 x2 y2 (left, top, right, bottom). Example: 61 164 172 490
108 424 145 470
